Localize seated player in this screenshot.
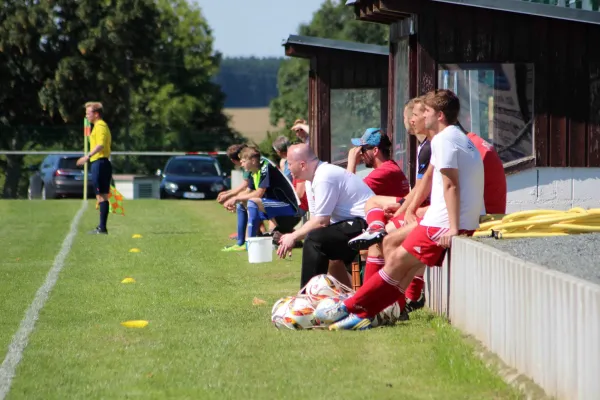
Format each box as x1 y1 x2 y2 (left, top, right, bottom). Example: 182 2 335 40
315 89 485 330
222 146 301 251
348 98 431 251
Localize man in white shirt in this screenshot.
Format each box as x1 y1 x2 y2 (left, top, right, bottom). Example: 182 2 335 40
315 89 484 330
277 144 375 288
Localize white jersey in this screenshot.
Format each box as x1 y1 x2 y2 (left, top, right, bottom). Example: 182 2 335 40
420 125 484 230
306 162 374 223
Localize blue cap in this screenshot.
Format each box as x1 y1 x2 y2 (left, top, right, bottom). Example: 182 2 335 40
351 128 383 147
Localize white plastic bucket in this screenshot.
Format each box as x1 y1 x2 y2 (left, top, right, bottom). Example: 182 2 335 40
246 237 273 263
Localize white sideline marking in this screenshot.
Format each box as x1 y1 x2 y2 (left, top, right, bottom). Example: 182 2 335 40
0 200 88 399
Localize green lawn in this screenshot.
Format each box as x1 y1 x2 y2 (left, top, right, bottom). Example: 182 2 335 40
0 200 523 399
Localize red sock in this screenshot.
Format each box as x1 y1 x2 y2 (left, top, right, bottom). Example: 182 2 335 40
366 208 385 230
363 257 385 282
405 275 424 302
396 290 406 312
344 269 404 318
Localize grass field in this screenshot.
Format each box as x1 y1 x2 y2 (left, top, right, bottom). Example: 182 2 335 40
224 107 285 144
0 200 523 399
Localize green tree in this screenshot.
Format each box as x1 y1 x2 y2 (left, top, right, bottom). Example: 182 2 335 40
0 0 59 198
0 0 240 198
269 0 388 128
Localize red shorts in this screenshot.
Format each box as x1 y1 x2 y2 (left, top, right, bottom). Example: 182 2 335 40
389 212 423 229
401 225 475 267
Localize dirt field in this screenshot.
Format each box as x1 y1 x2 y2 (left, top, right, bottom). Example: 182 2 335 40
224 107 286 144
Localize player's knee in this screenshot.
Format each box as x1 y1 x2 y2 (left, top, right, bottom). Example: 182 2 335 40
385 221 397 233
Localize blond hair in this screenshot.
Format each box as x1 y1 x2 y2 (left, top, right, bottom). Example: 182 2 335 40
85 101 104 117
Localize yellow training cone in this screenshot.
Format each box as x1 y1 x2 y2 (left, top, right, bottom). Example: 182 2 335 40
129 248 141 253
121 320 149 328
121 277 136 284
132 234 142 239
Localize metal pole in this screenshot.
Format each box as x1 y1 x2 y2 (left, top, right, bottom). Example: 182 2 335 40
83 118 90 200
125 52 132 173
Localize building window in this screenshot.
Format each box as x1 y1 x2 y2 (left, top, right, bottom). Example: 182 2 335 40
393 38 410 175
438 63 535 164
330 88 382 164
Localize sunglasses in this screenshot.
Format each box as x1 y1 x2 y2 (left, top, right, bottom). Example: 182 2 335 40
360 146 375 154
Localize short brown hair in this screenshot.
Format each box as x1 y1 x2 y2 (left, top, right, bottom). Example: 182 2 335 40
423 90 460 124
239 146 261 160
85 101 104 117
226 144 247 162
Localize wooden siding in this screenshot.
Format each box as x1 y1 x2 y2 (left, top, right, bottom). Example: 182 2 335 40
413 3 600 168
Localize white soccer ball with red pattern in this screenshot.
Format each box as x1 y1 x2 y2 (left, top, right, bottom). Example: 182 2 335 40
301 274 353 306
372 302 404 327
271 296 294 329
271 295 320 330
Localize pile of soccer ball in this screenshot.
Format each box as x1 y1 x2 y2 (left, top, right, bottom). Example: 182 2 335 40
271 274 403 330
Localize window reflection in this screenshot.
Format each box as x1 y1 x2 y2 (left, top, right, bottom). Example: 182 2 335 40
393 38 410 174
438 63 535 163
330 88 382 163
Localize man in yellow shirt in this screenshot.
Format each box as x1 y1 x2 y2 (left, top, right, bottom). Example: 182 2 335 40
77 102 112 234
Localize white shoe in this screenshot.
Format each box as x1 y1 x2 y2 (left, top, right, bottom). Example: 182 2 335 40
348 227 387 250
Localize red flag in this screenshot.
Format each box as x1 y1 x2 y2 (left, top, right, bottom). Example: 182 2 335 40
84 118 91 136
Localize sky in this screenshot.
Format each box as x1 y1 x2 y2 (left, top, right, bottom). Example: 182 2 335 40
194 0 328 58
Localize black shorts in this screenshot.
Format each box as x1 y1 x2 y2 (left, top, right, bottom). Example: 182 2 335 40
91 158 112 195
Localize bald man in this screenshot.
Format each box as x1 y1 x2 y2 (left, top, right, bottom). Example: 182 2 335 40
277 144 375 288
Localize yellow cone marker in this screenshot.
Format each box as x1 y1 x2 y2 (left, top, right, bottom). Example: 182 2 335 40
129 248 141 253
121 320 149 328
121 277 136 284
132 234 142 239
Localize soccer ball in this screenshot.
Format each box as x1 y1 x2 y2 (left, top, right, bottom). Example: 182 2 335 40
301 274 353 306
271 295 319 330
313 295 348 325
372 302 403 327
271 296 294 329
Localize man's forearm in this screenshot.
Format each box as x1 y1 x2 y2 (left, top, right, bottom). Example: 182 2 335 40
230 183 247 197
291 217 329 241
88 145 104 158
444 184 460 230
346 159 357 174
234 189 263 202
405 174 432 214
396 182 417 215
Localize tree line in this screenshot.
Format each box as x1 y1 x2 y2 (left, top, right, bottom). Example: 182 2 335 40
0 0 242 198
1 0 390 199
214 57 282 108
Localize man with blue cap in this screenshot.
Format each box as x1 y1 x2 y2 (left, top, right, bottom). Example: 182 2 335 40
345 127 411 323
347 127 409 198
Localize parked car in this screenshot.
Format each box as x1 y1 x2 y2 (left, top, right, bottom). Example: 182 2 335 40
158 155 227 200
28 154 95 199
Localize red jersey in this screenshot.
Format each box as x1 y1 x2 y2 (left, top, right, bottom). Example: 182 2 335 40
467 133 507 214
363 160 410 198
293 178 309 212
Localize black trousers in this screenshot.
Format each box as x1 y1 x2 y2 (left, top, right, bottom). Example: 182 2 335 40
300 217 368 288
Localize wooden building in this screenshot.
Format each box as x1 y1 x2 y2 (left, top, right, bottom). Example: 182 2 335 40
284 0 600 199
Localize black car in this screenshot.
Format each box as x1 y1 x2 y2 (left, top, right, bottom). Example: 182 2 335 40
28 154 95 200
158 155 227 200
